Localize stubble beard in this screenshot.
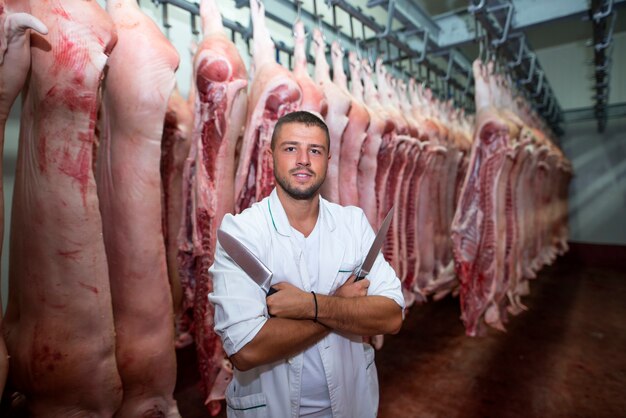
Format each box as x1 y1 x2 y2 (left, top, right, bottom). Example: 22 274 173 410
275 168 325 201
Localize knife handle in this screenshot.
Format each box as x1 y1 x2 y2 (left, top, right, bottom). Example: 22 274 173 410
354 275 366 282
267 286 278 296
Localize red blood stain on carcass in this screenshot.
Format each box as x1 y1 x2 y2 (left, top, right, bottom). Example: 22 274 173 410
58 132 92 208
78 281 98 294
45 85 95 113
52 32 89 76
51 7 70 19
58 249 81 260
33 344 65 375
72 72 85 86
37 134 47 173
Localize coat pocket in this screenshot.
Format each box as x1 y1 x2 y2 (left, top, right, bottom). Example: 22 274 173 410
364 343 380 414
225 388 268 418
328 262 358 294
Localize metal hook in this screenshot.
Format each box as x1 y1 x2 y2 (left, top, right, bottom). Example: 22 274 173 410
161 3 172 37
355 38 363 61
520 53 536 85
508 34 526 68
490 1 514 47
595 11 617 50
377 0 396 40
593 0 614 21
532 70 544 97
367 44 376 68
295 0 303 24
414 29 429 64
468 0 487 14
190 12 200 39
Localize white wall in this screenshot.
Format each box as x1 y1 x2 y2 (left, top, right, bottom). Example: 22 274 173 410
560 116 626 245
536 30 626 246
536 31 626 110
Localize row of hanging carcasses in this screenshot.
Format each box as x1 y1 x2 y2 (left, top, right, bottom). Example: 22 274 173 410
170 0 571 410
169 0 475 411
0 0 571 415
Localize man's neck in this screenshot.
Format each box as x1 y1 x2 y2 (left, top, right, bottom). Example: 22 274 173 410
276 188 320 237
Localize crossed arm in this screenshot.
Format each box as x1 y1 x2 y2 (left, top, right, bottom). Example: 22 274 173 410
229 277 403 371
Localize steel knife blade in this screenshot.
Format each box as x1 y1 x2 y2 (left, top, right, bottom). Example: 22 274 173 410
355 207 394 281
217 229 274 294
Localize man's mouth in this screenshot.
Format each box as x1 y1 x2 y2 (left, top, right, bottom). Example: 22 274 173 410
291 169 314 179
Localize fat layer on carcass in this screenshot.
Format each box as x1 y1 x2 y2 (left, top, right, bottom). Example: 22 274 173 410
234 0 302 212
177 0 248 414
97 0 181 416
0 0 48 398
2 1 122 414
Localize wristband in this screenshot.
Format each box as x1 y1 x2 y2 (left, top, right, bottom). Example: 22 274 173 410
311 291 318 323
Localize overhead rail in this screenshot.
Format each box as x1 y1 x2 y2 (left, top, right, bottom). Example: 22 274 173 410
589 0 617 133
150 0 476 107
364 0 474 103
469 0 564 136
436 0 626 48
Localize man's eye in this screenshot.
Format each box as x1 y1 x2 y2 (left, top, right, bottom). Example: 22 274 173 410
310 149 321 154
285 147 296 152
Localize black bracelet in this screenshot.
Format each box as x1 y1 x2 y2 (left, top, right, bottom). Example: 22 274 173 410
311 291 318 323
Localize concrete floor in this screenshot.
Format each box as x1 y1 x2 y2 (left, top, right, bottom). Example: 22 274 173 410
376 259 626 418
175 256 626 417
3 256 625 417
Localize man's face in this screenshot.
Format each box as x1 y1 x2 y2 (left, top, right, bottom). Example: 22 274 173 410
271 122 330 201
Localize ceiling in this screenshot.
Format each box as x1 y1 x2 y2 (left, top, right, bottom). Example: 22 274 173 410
407 0 626 131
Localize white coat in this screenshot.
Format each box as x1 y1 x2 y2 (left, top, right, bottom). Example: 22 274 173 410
209 189 405 417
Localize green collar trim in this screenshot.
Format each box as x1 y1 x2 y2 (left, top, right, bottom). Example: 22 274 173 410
227 402 267 411
268 199 278 232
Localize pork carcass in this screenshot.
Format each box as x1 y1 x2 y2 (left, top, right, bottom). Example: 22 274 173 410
330 41 369 207
293 20 327 117
161 86 193 319
451 59 513 336
360 59 395 229
234 0 302 211
0 0 47 398
178 0 248 412
414 142 447 293
96 0 180 415
371 59 416 280
2 0 122 414
349 53 385 229
312 29 350 204
394 138 423 305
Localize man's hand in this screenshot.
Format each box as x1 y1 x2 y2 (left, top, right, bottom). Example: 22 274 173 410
334 275 370 298
266 282 315 320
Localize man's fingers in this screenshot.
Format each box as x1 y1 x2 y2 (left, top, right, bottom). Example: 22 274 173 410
270 281 288 290
345 274 357 285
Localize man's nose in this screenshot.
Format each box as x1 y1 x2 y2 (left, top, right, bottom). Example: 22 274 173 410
296 149 310 166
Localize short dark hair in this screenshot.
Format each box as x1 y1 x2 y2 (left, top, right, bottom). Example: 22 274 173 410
270 111 330 150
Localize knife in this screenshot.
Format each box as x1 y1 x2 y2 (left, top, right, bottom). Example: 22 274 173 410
217 229 278 296
355 207 394 282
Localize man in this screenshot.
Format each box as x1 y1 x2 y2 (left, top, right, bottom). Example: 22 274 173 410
209 111 404 417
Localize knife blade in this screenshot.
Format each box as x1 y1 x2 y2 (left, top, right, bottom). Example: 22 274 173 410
217 229 275 294
355 207 394 282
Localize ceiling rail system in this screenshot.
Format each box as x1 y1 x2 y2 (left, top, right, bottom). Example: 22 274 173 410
589 0 617 133
468 0 564 136
150 0 478 108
